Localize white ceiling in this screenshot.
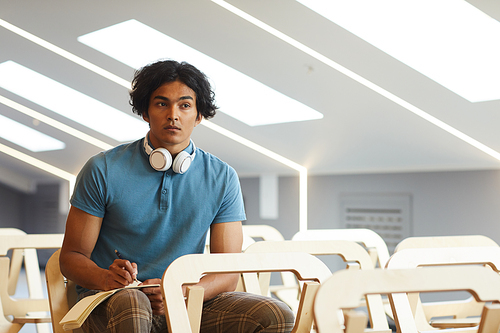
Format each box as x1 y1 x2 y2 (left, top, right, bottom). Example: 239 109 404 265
1 0 500 193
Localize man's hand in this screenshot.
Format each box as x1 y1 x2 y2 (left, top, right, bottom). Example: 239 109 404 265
106 259 139 290
141 278 164 315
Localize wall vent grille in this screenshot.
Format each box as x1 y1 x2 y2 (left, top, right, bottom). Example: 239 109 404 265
340 193 412 254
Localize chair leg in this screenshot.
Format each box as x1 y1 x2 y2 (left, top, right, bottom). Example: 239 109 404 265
292 281 319 333
478 303 500 333
344 310 368 333
186 286 204 333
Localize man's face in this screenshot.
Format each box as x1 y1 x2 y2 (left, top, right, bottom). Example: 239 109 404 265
143 80 202 156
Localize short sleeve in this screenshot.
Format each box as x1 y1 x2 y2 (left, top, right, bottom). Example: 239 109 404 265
70 153 107 218
212 166 246 223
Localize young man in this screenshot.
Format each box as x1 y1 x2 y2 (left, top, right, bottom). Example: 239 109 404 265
59 60 294 332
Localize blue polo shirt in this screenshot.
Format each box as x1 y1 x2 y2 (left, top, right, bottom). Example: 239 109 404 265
70 138 246 289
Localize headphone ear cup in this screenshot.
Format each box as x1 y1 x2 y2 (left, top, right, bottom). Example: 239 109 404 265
149 148 172 171
172 151 193 174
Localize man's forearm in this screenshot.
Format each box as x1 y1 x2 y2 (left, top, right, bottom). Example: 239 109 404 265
196 273 240 301
60 250 109 291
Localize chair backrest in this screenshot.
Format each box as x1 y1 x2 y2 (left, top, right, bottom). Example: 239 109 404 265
386 246 500 333
45 249 82 333
387 246 500 270
394 235 499 253
0 228 28 296
244 240 389 332
203 229 256 253
205 224 284 253
0 232 64 297
244 240 374 267
161 252 332 333
313 266 500 333
292 229 390 268
241 224 284 252
245 240 372 295
242 224 285 242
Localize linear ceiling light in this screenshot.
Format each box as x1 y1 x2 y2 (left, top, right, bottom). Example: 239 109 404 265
0 142 75 183
0 95 113 150
77 19 323 126
212 0 500 162
297 0 500 103
0 18 130 88
0 61 148 142
0 113 65 152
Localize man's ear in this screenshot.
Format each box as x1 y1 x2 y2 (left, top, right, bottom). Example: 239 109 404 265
194 113 202 127
142 112 150 123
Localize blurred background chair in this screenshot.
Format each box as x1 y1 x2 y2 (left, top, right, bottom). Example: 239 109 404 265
292 229 390 269
0 230 63 333
242 224 285 243
394 235 498 252
386 244 500 333
313 266 500 333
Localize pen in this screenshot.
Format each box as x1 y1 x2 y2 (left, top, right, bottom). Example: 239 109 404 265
115 250 140 284
114 249 125 260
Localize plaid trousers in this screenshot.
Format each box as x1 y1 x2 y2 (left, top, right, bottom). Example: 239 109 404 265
80 289 295 333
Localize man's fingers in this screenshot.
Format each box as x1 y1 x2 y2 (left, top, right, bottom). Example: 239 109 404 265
109 259 136 285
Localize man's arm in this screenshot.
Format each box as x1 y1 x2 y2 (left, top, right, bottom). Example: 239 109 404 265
195 221 243 301
59 206 138 291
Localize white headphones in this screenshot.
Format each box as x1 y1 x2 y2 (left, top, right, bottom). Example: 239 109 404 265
143 134 196 174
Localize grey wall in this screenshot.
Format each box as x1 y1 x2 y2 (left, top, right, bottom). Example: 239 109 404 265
0 182 24 229
0 182 66 233
240 169 500 244
0 182 66 264
2 167 500 248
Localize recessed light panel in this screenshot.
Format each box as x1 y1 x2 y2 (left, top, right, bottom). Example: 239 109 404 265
78 19 323 126
0 113 65 152
297 0 500 102
0 61 148 141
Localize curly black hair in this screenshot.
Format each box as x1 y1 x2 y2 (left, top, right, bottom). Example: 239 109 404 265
129 59 217 120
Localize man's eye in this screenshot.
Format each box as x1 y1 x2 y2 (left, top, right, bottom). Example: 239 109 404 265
182 103 191 108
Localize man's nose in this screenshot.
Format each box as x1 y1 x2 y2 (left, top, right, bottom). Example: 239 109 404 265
166 107 179 121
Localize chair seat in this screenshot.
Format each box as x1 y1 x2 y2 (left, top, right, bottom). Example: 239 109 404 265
11 316 52 324
429 318 480 329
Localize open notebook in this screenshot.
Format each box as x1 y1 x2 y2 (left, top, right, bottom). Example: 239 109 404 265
60 281 160 330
